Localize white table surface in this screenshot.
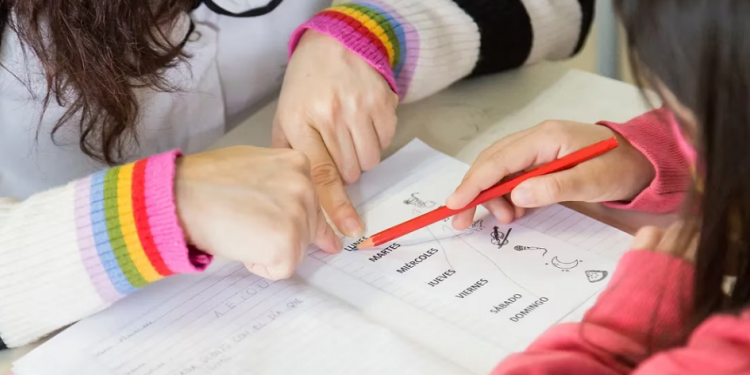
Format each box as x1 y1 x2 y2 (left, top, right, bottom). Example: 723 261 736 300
0 62 674 373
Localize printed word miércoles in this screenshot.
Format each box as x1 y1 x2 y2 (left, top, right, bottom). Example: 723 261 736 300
396 248 439 273
489 294 522 314
368 243 402 262
509 297 549 322
455 279 489 299
427 269 456 287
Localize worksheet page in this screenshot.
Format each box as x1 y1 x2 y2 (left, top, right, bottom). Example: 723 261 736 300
14 260 472 375
303 140 630 358
13 140 632 375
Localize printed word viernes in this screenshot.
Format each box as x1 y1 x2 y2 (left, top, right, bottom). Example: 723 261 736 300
426 269 456 287
509 297 549 322
455 279 489 299
396 248 439 273
368 243 401 262
489 294 523 314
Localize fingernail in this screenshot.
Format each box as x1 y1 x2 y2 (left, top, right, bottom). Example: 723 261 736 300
343 217 364 238
513 187 532 207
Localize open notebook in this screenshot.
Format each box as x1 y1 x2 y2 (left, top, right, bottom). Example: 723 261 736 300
13 139 633 375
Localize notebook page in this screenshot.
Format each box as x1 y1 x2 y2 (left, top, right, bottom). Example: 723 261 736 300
13 140 632 375
299 140 632 366
13 260 470 375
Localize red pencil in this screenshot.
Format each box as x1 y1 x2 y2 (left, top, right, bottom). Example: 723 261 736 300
357 137 619 249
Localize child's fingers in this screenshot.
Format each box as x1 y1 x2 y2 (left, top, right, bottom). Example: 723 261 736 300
446 131 538 209
683 234 699 262
483 198 515 224
656 221 684 252
656 220 699 260
631 226 665 250
510 168 587 208
452 207 477 230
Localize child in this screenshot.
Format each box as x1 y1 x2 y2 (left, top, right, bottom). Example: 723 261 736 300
449 0 750 373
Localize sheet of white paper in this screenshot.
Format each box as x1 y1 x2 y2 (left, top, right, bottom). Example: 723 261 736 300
306 140 630 357
14 139 632 375
13 260 471 375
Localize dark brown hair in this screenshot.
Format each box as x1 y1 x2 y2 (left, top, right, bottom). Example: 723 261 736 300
0 0 196 164
616 0 750 326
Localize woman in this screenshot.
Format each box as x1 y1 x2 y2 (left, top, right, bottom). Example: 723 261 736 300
0 0 593 349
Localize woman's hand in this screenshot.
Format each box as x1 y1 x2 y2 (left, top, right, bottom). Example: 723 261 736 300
631 221 699 262
273 30 399 238
447 121 656 229
174 146 342 280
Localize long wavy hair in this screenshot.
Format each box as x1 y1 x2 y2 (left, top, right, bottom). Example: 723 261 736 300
616 0 750 328
0 0 196 164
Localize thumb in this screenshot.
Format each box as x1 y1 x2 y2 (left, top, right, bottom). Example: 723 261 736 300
510 168 588 208
314 206 343 254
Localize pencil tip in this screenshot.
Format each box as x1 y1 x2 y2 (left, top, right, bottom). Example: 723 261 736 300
357 238 375 250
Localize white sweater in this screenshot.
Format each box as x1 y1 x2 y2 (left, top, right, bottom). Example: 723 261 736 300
0 0 594 349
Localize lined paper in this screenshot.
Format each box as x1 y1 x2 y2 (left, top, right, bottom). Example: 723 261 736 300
14 261 471 375
14 140 632 375
312 142 629 353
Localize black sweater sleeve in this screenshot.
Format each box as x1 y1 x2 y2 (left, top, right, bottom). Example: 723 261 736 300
452 0 595 77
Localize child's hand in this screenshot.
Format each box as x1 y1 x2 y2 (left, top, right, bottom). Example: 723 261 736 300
447 121 655 229
631 221 698 262
174 146 342 280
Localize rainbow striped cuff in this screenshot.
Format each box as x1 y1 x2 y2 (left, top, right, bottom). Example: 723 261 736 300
290 1 418 99
73 151 211 302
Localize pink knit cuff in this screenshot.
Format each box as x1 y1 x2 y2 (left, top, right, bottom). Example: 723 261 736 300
599 108 692 214
289 8 398 96
73 150 211 302
144 151 212 274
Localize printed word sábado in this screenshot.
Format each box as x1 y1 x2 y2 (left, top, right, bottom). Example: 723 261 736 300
489 294 523 314
368 243 402 262
396 248 439 273
427 269 457 287
455 279 489 299
509 297 549 322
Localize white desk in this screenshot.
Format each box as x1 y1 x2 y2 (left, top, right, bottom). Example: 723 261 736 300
0 62 674 373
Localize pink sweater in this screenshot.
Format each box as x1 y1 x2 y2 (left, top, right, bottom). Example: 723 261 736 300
491 109 750 374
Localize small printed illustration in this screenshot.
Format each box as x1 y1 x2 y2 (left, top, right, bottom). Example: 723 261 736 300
513 245 548 257
403 192 436 209
585 270 609 283
441 218 486 236
546 256 581 272
469 219 485 232
490 226 512 249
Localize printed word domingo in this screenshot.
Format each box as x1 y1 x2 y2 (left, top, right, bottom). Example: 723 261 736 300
509 297 549 322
